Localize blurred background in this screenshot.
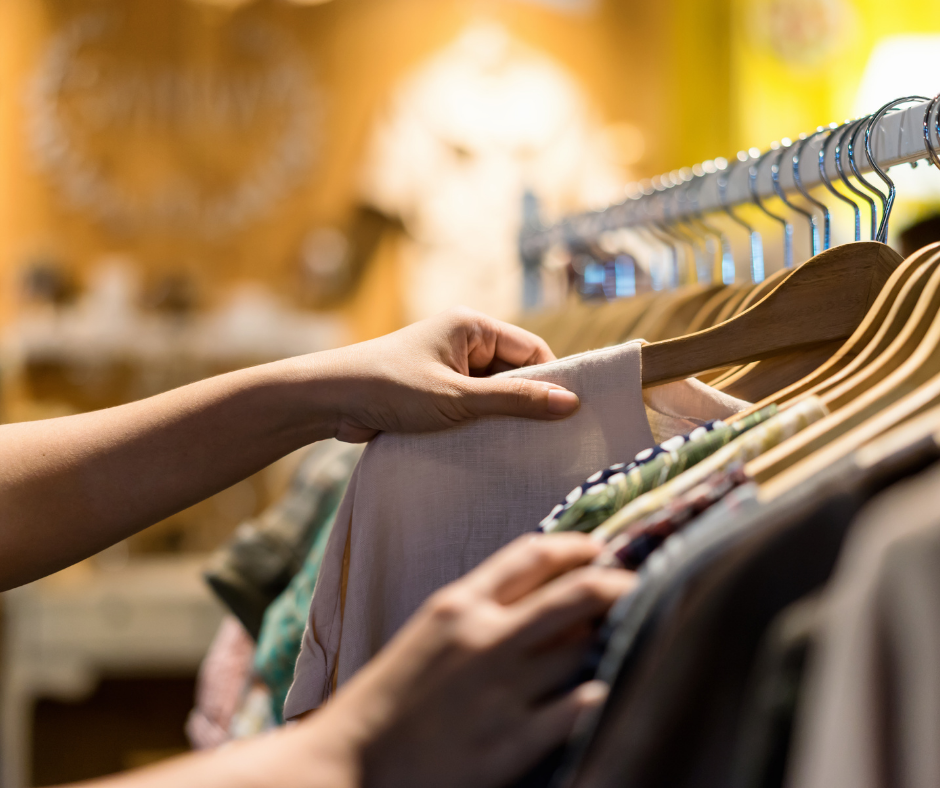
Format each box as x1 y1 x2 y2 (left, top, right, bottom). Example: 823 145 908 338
1 0 939 784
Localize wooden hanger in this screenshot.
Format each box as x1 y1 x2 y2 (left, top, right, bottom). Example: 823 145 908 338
629 285 702 342
707 269 831 388
640 241 900 387
710 282 755 324
749 248 940 482
730 268 790 316
640 283 726 341
762 397 940 500
569 291 658 353
686 283 747 333
729 242 937 420
718 244 931 401
714 340 844 402
794 247 940 402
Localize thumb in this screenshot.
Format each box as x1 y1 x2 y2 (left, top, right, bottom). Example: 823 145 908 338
457 377 580 421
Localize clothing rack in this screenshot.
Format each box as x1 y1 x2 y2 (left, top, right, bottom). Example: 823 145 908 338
520 97 938 260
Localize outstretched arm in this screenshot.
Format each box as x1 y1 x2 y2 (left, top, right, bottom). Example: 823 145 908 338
0 308 579 590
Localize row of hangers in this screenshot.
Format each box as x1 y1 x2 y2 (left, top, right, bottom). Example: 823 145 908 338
522 93 940 501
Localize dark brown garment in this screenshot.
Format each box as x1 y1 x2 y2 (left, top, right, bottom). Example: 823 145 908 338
557 428 940 788
786 461 940 788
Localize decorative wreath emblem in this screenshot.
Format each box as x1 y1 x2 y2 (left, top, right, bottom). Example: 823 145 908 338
26 12 320 238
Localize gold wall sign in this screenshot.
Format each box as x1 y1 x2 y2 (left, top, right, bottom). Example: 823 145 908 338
26 12 320 238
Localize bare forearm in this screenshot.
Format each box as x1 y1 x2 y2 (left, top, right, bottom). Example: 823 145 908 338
0 310 576 591
0 354 340 590
72 718 360 788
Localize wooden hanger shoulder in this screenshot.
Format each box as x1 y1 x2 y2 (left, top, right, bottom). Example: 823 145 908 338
649 283 725 340
711 283 756 324
821 255 940 410
728 243 927 420
640 241 900 387
696 284 756 384
749 261 940 482
761 393 940 500
721 245 931 405
730 268 789 317
686 284 746 333
802 248 940 403
629 285 704 342
716 340 843 402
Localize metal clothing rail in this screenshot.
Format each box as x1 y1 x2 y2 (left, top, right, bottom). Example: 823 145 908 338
520 98 937 259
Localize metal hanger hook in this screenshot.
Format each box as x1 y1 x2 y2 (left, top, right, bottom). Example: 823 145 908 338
839 117 878 240
720 156 764 283
820 120 862 242
865 95 930 243
922 93 940 169
793 129 830 250
771 141 817 259
749 146 793 268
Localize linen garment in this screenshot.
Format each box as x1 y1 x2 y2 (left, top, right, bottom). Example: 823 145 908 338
283 341 749 718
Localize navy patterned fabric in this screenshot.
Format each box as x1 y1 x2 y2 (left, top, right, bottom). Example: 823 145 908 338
538 419 727 532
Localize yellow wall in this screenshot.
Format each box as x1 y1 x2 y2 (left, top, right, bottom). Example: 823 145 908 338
1 0 735 339
730 0 940 152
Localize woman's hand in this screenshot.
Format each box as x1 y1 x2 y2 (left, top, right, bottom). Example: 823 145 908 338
69 535 632 788
307 533 636 788
313 307 580 442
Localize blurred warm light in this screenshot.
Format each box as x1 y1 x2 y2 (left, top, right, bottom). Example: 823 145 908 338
854 34 940 113
187 0 335 6
854 34 940 200
601 121 646 168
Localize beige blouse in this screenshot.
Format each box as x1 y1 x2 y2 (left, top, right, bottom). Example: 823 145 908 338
284 340 750 719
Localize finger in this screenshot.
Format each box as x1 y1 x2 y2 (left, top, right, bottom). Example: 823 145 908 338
454 310 556 371
462 533 603 604
514 634 594 703
493 681 610 777
454 375 580 421
508 567 636 650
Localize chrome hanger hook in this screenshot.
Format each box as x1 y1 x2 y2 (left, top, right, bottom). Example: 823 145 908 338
847 115 887 238
749 145 793 268
719 156 763 283
771 141 817 259
793 129 831 250
689 168 735 284
865 95 930 243
820 120 861 242
922 93 940 169
675 174 715 284
838 117 878 240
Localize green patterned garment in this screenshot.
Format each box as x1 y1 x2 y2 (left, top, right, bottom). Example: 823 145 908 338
550 405 778 534
254 507 338 723
253 442 362 723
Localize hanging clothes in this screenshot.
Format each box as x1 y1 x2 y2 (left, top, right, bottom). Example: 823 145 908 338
553 420 940 788
254 510 339 723
203 439 364 638
786 461 940 788
591 396 828 543
544 405 777 534
284 340 750 718
597 464 750 570
186 616 256 751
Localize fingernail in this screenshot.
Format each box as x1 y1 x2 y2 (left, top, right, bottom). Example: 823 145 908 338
547 388 580 416
579 680 610 706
